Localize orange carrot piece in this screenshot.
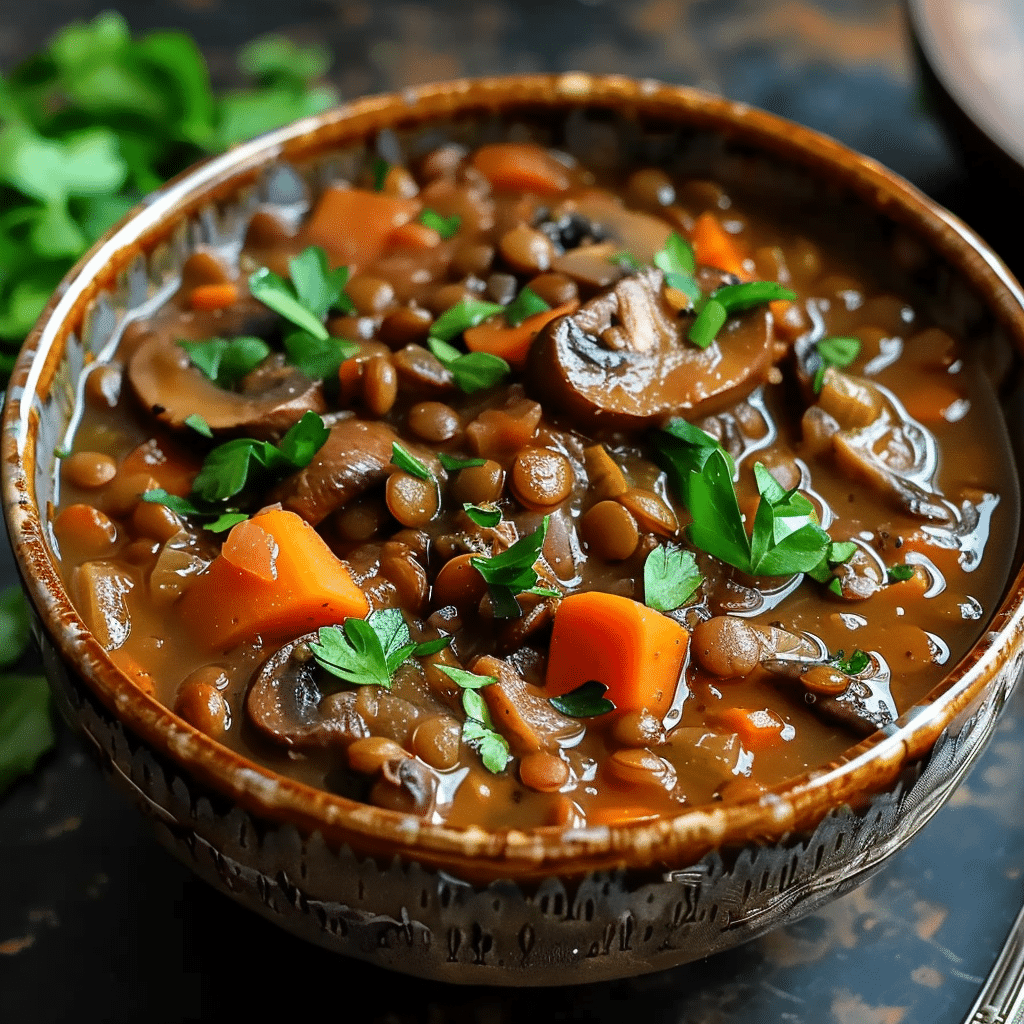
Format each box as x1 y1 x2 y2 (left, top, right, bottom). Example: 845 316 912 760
189 282 239 312
545 592 689 719
714 707 789 750
120 437 201 497
389 221 442 251
589 805 662 827
898 378 964 424
180 508 369 649
304 186 421 270
463 300 578 367
470 143 571 195
692 211 750 279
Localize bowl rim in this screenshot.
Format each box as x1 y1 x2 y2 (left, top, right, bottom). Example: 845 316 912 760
6 72 1024 879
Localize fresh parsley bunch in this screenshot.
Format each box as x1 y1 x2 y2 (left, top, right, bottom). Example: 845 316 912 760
0 12 339 375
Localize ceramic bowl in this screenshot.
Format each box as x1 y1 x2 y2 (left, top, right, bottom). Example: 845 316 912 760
5 74 1024 985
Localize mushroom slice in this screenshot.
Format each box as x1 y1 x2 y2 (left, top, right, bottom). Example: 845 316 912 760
128 333 326 441
528 267 775 430
246 632 369 751
271 418 439 526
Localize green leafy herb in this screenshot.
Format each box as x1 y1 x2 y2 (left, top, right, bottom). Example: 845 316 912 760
887 564 915 583
371 157 390 191
549 680 615 718
833 649 870 675
140 489 248 533
470 517 550 618
813 335 861 393
436 665 510 773
463 503 502 529
688 280 796 349
391 442 433 482
609 250 642 272
643 547 703 612
806 540 859 584
177 336 271 388
310 608 445 690
418 208 461 239
0 15 338 368
654 422 833 578
283 331 359 380
427 337 510 394
654 231 702 304
438 452 487 471
503 286 551 328
184 413 213 438
0 587 54 796
428 297 504 343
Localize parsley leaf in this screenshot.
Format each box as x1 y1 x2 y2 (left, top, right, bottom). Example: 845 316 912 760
419 208 461 239
833 649 870 675
391 442 433 482
609 250 642 272
654 232 702 305
689 280 796 349
643 546 703 612
463 503 502 529
436 664 510 774
177 336 270 388
438 453 487 471
504 286 551 327
184 414 213 438
283 331 359 380
655 422 834 578
427 337 510 394
887 564 915 583
428 297 504 343
309 608 448 691
470 517 550 618
813 335 861 392
371 157 390 191
549 680 615 718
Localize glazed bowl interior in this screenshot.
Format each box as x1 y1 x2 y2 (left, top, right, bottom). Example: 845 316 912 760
6 74 1024 980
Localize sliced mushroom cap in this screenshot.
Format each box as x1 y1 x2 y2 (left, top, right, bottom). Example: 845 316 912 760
528 267 775 430
270 418 441 526
128 332 326 441
246 633 369 750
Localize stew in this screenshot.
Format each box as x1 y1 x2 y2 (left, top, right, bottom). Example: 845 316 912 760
53 139 1019 831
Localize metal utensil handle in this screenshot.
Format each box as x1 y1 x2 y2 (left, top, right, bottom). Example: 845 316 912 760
963 900 1024 1023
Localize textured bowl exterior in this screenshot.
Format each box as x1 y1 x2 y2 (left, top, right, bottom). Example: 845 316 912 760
5 74 1024 983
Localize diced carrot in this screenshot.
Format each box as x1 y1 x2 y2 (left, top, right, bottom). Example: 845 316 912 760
470 143 571 195
463 300 578 367
179 508 369 649
713 707 789 750
545 592 689 719
898 377 964 424
304 186 421 270
120 437 201 497
589 805 662 827
389 221 442 251
691 211 750 280
189 282 239 312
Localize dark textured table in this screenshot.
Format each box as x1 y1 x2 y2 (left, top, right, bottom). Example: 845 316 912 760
3 2 1023 1021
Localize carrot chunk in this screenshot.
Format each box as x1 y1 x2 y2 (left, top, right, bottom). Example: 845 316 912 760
545 592 689 719
713 707 789 750
304 186 421 270
691 211 750 279
463 300 578 367
180 508 369 649
189 282 239 312
389 221 442 251
470 143 571 195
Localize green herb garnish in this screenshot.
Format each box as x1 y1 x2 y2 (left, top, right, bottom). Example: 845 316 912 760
470 517 550 618
654 421 834 577
427 338 510 394
503 286 551 327
177 336 271 388
418 208 461 239
643 547 703 612
391 442 433 482
463 503 502 529
283 331 359 380
609 250 642 272
549 680 615 718
310 608 447 690
813 336 861 393
428 297 504 343
833 649 870 675
689 281 796 349
436 665 510 774
887 564 915 583
371 157 390 192
438 453 487 471
654 231 702 305
184 413 213 438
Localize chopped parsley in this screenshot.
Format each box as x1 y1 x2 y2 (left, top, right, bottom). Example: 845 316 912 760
438 453 487 471
390 442 433 482
470 517 550 618
177 336 270 388
503 286 551 327
427 337 510 394
813 336 862 392
549 680 615 718
418 208 461 239
436 665 510 774
463 503 503 529
643 546 703 612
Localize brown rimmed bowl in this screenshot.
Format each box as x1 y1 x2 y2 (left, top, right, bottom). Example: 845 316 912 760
5 74 1024 985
